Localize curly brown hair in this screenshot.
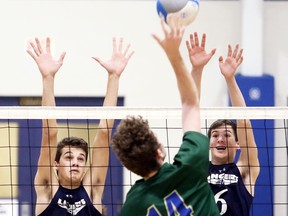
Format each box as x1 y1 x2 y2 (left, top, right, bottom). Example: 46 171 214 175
112 116 162 177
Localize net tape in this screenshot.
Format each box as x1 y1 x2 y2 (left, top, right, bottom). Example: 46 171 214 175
0 106 287 119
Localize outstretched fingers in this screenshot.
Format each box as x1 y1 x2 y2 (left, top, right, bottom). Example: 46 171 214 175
194 32 199 47
200 33 206 49
112 37 117 53
227 44 232 57
170 22 185 39
232 44 239 58
123 44 134 60
218 56 224 63
46 37 51 54
189 33 195 49
35 38 44 55
27 37 51 60
186 32 206 51
118 37 123 53
113 37 134 59
122 43 130 56
236 48 243 63
238 56 244 66
210 48 217 57
58 52 66 64
91 56 102 66
176 26 185 38
231 44 243 67
152 19 169 46
28 38 41 57
161 18 171 38
185 40 192 54
26 48 37 61
151 33 161 45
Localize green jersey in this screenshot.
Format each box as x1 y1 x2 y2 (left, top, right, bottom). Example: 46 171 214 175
120 131 220 216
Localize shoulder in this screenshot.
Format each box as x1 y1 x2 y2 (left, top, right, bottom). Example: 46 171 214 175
36 186 60 216
183 131 209 141
173 132 210 171
182 131 209 151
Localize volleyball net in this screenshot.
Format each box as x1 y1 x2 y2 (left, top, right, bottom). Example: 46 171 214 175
0 106 287 216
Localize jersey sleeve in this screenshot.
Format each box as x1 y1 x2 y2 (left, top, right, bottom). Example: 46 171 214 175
173 131 210 175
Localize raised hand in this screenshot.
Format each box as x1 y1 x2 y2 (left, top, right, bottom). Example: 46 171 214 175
186 32 216 69
92 37 134 77
219 44 243 79
152 18 185 59
27 37 66 78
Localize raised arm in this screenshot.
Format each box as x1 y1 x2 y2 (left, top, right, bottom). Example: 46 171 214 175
219 44 259 196
185 32 216 98
83 38 134 209
152 19 200 133
27 37 66 209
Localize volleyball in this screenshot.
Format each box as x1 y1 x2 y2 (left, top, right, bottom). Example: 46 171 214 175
156 0 199 27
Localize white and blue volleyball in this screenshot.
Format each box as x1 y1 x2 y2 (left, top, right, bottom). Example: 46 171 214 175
156 0 199 27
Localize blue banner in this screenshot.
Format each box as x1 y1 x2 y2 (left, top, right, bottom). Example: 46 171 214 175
234 74 275 216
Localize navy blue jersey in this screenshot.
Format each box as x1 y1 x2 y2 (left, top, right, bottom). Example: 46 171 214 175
38 184 102 216
208 162 253 216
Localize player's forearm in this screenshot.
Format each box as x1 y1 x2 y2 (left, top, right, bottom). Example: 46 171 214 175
41 76 57 135
170 55 199 106
98 74 120 131
42 76 56 106
226 77 246 107
191 67 203 99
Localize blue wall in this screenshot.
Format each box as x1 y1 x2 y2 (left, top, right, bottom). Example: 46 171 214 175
235 74 275 216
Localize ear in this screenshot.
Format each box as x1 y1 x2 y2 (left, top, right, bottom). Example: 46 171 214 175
157 148 163 158
236 141 240 150
157 145 166 161
54 161 59 171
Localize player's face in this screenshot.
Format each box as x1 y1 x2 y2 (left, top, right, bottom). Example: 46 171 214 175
209 125 239 165
56 147 87 187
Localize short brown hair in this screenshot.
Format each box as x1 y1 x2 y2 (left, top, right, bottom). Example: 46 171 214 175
55 137 89 162
112 116 162 177
208 119 238 141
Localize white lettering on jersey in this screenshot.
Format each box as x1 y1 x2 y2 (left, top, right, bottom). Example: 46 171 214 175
57 198 86 215
207 173 238 185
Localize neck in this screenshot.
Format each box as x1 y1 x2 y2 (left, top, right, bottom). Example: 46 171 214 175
143 170 159 181
59 179 81 190
143 162 164 180
211 158 233 165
